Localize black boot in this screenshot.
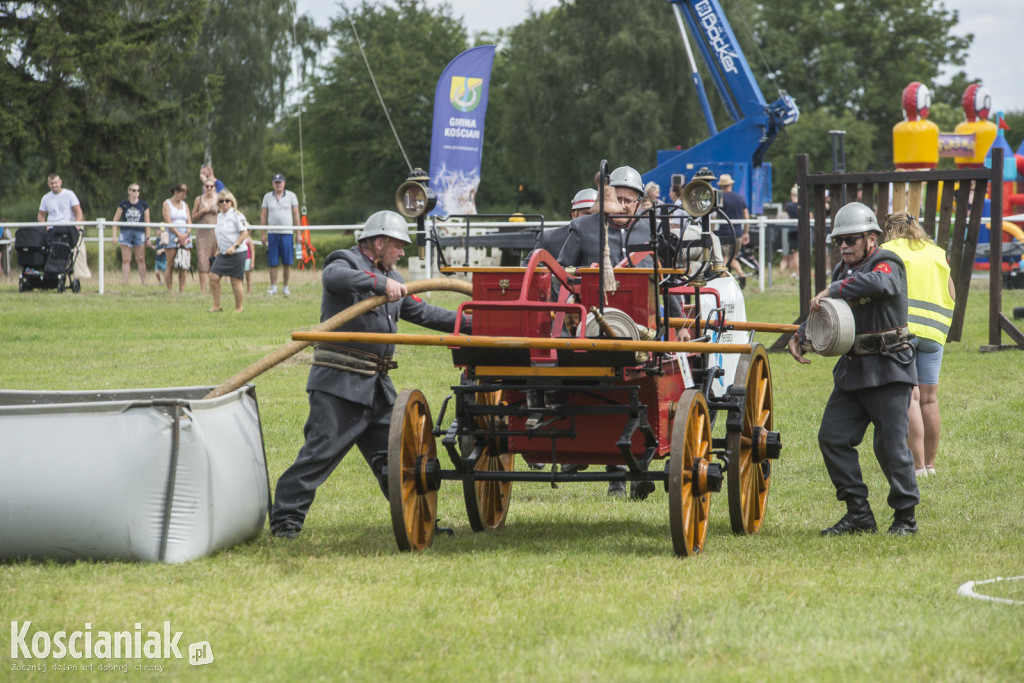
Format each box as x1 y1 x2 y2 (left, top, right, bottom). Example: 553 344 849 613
607 465 627 497
887 507 917 536
821 501 877 536
368 455 390 500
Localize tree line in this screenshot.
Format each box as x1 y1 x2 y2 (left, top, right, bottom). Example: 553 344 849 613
2 0 1021 224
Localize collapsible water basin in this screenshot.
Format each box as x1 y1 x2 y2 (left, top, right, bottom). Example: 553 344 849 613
0 385 269 563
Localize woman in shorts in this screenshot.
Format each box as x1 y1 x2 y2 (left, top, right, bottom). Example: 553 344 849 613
883 211 956 477
111 183 151 285
209 190 249 313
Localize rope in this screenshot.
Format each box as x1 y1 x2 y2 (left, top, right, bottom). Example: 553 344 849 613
806 298 855 356
204 278 473 399
344 6 412 172
290 5 307 211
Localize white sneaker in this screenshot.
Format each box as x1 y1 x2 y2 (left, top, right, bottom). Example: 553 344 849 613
267 287 277 295
283 286 291 297
914 467 928 478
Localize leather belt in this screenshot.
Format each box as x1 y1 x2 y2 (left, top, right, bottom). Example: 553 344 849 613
312 343 397 377
849 325 914 361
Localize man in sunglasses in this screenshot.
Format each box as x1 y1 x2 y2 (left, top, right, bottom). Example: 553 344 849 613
788 201 919 536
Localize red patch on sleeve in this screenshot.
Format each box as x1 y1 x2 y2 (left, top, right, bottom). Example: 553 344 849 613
410 294 423 303
873 262 892 273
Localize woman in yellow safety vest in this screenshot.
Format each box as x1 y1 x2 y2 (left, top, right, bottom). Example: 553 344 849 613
883 212 956 478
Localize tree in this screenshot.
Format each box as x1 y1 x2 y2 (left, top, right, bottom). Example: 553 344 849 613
754 0 970 171
300 0 467 223
0 0 206 211
167 0 297 205
485 0 713 214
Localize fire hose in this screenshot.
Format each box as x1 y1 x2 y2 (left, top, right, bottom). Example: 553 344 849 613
806 298 855 356
204 277 473 399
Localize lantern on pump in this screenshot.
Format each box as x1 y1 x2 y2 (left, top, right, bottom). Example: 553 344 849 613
395 168 436 258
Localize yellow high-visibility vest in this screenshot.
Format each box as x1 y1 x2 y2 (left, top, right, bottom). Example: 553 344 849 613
885 238 955 345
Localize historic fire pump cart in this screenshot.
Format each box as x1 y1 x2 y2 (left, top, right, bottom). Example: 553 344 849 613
295 167 788 557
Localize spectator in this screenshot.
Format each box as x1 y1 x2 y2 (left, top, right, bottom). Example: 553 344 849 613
37 173 90 279
191 177 220 293
717 173 750 279
669 183 687 230
260 173 300 297
788 202 919 536
640 181 660 212
111 183 150 285
883 211 956 478
199 164 224 194
208 190 248 313
268 210 470 539
162 183 192 293
781 184 800 276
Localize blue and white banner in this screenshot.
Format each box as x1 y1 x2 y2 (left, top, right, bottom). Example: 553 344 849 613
428 45 495 216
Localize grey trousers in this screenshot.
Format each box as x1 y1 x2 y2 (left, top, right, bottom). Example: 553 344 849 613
270 389 391 531
818 382 920 513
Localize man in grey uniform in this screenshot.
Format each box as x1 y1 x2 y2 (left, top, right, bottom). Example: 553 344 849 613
270 210 469 539
788 202 920 536
557 166 652 269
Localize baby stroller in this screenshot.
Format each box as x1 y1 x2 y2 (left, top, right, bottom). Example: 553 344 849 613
16 225 82 293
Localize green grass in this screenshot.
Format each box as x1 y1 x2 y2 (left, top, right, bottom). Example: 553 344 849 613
1 268 1023 681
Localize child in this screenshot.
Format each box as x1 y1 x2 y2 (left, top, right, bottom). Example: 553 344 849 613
153 225 169 285
243 234 254 294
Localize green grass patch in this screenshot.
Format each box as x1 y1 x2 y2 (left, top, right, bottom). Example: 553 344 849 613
1 270 1023 681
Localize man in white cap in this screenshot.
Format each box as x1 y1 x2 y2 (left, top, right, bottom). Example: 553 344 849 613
261 173 300 296
525 189 598 264
270 210 470 539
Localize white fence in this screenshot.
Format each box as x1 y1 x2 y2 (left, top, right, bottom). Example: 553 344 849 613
4 213 1022 294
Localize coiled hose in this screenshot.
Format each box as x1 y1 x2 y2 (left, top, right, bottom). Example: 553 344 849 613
204 277 473 399
806 297 855 356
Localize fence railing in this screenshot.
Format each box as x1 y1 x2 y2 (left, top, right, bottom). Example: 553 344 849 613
3 212 1022 294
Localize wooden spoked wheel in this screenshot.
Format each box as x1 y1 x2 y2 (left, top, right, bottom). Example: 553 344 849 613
726 344 774 535
463 388 513 531
668 390 714 557
388 389 439 552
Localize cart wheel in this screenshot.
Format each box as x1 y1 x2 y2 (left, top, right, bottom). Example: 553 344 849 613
71 278 81 293
57 280 65 293
464 388 513 531
18 278 27 293
669 390 716 557
726 344 775 535
388 389 439 552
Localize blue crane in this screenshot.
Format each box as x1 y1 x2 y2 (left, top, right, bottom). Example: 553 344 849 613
644 0 799 212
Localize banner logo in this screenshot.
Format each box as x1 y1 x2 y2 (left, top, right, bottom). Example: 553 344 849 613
449 77 483 112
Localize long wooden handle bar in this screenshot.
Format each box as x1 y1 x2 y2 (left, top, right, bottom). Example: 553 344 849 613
291 331 754 355
204 277 474 399
668 317 798 334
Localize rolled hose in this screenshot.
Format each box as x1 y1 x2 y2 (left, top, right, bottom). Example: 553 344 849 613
204 277 473 399
806 297 855 356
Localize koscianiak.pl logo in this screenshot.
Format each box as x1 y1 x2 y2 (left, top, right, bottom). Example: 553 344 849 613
9 621 214 672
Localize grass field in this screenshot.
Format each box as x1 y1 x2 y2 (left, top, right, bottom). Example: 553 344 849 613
1 267 1023 682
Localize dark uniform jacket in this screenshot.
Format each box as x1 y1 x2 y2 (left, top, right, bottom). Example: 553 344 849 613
307 245 465 407
798 246 917 392
556 212 653 268
521 224 571 266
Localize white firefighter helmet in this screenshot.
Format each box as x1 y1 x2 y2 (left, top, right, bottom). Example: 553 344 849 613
570 188 598 212
831 202 882 237
359 210 411 244
608 166 644 196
